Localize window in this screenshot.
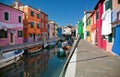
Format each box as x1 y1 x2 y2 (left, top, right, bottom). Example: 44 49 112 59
96 11 98 20
102 35 106 39
18 31 23 37
18 16 21 23
42 14 44 19
108 33 112 42
0 29 7 38
105 0 110 11
37 14 40 18
87 31 90 36
118 0 120 4
42 23 44 28
31 62 35 69
46 16 48 20
4 12 9 21
31 10 34 16
30 22 34 28
37 23 40 28
112 27 116 38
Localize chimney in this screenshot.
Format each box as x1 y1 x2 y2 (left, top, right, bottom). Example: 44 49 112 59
14 0 19 9
84 10 87 14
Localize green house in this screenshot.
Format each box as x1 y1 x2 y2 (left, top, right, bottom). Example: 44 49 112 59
78 20 83 39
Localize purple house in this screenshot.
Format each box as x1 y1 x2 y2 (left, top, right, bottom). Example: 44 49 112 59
0 3 23 46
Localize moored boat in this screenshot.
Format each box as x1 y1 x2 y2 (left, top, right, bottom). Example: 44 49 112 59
0 49 24 68
27 45 42 54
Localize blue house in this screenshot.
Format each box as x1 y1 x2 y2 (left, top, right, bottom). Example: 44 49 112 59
57 27 62 37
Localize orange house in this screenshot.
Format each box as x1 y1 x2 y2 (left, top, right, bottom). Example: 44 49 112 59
19 5 42 42
90 10 97 45
86 10 97 44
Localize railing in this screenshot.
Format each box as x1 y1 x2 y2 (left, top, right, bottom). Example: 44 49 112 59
59 37 80 77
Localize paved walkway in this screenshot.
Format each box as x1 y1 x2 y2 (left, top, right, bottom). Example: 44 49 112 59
76 40 120 77
65 39 120 77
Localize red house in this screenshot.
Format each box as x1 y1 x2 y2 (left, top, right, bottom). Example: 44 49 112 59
94 0 106 50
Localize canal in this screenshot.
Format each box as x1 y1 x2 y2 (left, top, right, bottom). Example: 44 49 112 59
0 41 67 77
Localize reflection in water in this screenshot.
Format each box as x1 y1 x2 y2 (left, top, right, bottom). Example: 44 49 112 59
0 59 24 77
0 41 67 77
24 49 49 77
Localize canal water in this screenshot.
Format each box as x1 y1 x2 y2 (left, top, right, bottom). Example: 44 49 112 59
0 41 67 77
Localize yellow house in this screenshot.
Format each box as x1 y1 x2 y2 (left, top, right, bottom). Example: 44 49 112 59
86 17 92 43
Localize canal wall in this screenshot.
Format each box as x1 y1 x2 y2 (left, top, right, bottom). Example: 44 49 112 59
0 37 60 52
59 37 80 77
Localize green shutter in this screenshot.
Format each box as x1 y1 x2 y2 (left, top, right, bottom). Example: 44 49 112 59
102 35 106 39
31 10 34 16
18 31 23 37
4 12 9 21
105 0 110 11
96 11 98 20
118 0 120 4
18 16 21 23
87 31 90 36
108 33 112 42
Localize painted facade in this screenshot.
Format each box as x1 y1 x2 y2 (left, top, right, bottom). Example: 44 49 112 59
86 17 92 42
40 11 48 40
0 3 23 46
94 0 106 50
57 26 62 37
48 20 58 39
91 10 97 44
19 5 41 42
19 5 48 42
62 26 72 35
78 20 83 39
111 0 120 56
102 0 113 52
82 11 92 40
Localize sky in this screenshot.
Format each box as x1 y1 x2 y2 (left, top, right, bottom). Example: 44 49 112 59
0 0 98 26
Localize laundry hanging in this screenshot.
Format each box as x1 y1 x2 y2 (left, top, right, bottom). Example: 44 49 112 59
101 9 112 35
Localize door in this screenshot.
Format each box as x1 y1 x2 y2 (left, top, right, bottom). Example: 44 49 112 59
10 33 14 44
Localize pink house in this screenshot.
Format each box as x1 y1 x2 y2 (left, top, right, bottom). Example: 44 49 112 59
0 3 23 46
48 20 57 39
94 0 106 50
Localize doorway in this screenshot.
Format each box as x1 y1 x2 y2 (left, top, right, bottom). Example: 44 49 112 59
10 33 14 44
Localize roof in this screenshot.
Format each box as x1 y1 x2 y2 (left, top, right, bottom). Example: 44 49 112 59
0 2 24 13
21 5 48 16
94 0 105 10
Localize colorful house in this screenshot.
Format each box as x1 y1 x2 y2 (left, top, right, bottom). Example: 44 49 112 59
111 0 120 56
94 0 106 50
90 10 97 44
19 5 41 42
101 0 113 52
86 16 92 42
77 20 83 39
57 26 62 37
86 10 96 44
0 3 23 46
40 11 48 40
48 20 58 39
82 11 92 40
